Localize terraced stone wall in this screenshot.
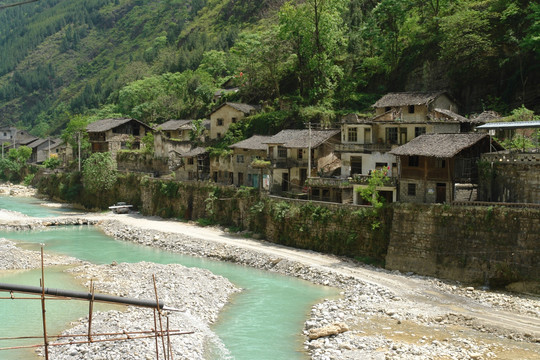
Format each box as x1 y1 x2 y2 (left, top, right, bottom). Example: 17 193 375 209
386 204 540 286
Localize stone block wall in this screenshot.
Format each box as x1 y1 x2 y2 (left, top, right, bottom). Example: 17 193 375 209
479 153 540 203
386 204 540 285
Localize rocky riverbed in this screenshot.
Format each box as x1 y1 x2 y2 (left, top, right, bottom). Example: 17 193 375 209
0 235 239 359
99 219 540 360
0 184 539 359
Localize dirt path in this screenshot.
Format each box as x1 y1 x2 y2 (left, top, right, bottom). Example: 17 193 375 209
93 213 540 341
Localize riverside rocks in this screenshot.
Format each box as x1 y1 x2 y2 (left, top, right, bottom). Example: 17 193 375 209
1 192 539 359
0 238 81 269
98 219 540 360
0 183 37 197
45 262 240 360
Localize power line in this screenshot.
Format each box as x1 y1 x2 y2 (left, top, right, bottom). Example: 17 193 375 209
0 0 38 10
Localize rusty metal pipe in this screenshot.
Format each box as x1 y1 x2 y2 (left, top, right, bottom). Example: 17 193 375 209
0 282 180 311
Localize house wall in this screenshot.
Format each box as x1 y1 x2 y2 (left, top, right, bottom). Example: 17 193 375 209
174 158 199 181
433 123 460 133
154 132 192 158
479 153 540 204
373 94 457 120
210 156 234 184
430 94 457 113
210 106 246 140
341 152 396 177
230 149 266 187
398 179 452 203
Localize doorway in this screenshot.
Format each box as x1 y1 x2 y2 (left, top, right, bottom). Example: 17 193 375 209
436 183 446 203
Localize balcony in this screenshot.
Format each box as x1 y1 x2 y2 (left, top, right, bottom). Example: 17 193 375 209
335 143 393 153
305 177 352 188
350 174 398 187
272 158 310 169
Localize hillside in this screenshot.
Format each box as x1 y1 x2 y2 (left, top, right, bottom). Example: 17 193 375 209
0 0 539 135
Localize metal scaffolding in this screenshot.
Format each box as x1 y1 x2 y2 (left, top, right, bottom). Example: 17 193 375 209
0 247 192 359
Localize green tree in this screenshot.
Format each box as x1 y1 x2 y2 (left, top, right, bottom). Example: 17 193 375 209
8 146 32 164
279 0 347 102
357 168 389 209
82 152 118 194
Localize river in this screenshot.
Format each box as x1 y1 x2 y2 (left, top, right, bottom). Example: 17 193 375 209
0 195 338 359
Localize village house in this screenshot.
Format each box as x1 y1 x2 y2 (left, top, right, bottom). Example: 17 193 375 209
338 91 463 180
390 133 502 203
263 129 341 195
153 119 210 159
172 147 210 181
27 138 63 164
209 102 259 140
228 135 272 188
86 118 152 156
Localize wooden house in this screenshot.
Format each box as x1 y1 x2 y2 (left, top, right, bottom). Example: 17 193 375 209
390 133 502 203
86 118 152 155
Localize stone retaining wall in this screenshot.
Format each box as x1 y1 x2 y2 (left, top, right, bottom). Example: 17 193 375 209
386 204 540 285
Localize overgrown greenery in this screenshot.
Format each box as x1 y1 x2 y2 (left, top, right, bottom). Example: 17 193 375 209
82 152 117 193
0 0 538 135
0 146 32 182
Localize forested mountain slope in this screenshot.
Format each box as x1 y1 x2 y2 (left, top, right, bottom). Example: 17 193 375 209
0 0 538 135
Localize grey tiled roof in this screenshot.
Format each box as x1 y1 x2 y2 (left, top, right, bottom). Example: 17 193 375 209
263 129 340 149
180 147 207 157
156 120 193 131
229 135 273 150
373 91 447 108
471 111 502 123
86 118 149 132
432 108 468 123
212 102 259 115
389 133 497 158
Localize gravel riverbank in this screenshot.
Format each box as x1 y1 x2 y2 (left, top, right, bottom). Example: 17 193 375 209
98 218 540 360
0 186 539 359
0 232 239 359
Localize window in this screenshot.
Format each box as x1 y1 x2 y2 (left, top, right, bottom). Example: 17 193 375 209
415 127 426 137
407 183 416 196
231 117 237 123
217 118 224 126
187 157 194 165
385 106 391 112
351 157 362 175
408 105 415 114
408 156 419 167
297 149 303 159
217 133 221 139
375 162 388 170
436 158 446 168
385 127 398 144
237 154 244 163
364 128 372 144
347 127 358 142
278 146 287 158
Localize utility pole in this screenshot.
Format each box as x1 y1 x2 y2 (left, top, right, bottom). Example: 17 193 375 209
308 122 312 178
78 132 81 172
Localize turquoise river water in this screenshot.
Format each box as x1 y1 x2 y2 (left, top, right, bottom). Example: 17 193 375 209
0 196 338 360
